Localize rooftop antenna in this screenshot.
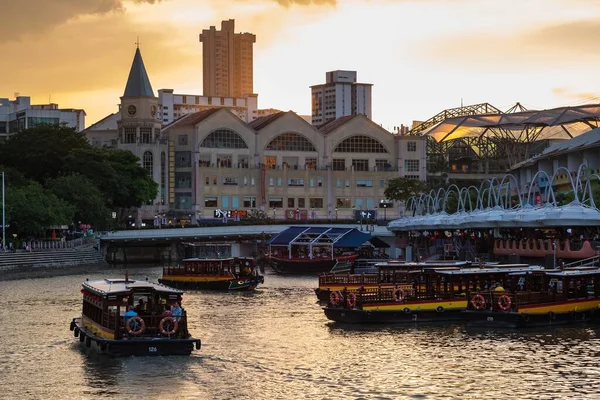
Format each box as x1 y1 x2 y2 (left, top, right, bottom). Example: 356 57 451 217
461 97 463 107
135 37 140 49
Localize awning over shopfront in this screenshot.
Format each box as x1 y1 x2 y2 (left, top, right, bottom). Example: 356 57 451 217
269 226 387 248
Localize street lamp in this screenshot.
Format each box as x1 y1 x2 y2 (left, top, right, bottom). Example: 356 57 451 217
380 200 389 221
335 207 338 220
1 171 5 251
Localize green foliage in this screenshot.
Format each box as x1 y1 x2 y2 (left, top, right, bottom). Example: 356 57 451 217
0 125 89 183
46 174 113 230
384 177 428 203
62 147 158 209
6 182 74 236
0 124 159 236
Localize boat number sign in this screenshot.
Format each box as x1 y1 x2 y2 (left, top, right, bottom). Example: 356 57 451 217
149 347 157 353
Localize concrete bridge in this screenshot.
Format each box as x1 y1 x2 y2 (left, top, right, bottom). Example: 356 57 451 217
98 224 397 264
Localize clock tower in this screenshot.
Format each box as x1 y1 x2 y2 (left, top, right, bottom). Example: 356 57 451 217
117 44 166 214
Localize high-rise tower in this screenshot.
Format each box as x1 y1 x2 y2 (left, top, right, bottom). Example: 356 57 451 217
310 70 373 127
199 19 256 97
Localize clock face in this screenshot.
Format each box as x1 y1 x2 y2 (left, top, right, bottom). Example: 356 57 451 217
127 105 137 117
151 105 157 117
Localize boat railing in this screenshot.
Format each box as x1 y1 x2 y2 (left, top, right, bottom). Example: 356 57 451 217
319 274 381 286
563 255 600 269
114 310 189 339
352 287 458 306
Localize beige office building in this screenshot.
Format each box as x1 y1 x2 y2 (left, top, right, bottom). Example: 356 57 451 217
164 109 426 222
199 19 256 98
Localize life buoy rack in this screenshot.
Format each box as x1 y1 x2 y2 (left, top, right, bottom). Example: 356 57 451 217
346 292 357 308
159 316 179 336
126 316 146 335
393 289 404 303
329 291 343 305
497 295 512 311
471 294 486 310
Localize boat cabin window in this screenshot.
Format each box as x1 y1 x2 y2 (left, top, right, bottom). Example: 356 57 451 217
133 294 150 313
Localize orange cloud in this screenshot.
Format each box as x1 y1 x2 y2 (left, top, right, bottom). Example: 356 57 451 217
0 0 167 42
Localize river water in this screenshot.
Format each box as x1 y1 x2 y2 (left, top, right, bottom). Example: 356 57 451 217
2 265 600 400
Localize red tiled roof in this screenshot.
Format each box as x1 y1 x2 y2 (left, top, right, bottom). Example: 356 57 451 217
163 108 222 130
249 111 286 130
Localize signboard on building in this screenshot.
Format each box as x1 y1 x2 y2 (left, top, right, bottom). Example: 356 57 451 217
285 209 308 220
213 209 247 220
354 210 377 220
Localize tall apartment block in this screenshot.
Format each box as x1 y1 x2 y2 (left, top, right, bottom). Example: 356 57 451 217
199 19 256 98
310 70 373 127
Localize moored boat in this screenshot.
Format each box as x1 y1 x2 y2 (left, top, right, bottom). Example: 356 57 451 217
267 226 386 274
315 260 471 303
159 257 264 291
323 264 544 324
69 277 201 356
462 268 600 328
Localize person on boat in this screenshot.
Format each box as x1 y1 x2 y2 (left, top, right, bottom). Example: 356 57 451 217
135 298 146 314
123 305 138 327
172 302 182 322
161 305 173 318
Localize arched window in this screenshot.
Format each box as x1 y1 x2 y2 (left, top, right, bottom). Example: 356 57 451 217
265 132 316 151
200 129 248 149
143 151 153 176
333 135 388 153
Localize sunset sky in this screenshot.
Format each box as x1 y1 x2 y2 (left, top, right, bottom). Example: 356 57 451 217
3 0 600 130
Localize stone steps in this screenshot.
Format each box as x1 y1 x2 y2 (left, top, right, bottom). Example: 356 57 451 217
0 246 107 272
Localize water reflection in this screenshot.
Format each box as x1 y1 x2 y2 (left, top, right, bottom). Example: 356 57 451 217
3 267 600 399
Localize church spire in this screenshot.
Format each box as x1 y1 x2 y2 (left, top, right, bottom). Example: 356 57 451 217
123 44 155 98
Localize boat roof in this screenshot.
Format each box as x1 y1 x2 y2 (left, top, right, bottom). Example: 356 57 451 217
375 260 471 269
435 265 546 275
545 269 600 277
182 257 253 262
268 226 389 248
82 279 183 296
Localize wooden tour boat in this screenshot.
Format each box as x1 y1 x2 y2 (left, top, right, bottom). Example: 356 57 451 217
315 260 472 303
322 265 545 324
462 268 600 328
267 226 386 274
69 277 201 356
159 257 264 291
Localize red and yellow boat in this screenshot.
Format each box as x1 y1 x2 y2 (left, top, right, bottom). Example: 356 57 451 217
315 260 471 303
160 257 264 291
323 265 544 323
462 268 600 328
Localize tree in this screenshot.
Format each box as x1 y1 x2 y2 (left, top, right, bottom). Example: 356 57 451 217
6 182 74 236
62 147 158 210
46 174 113 230
384 177 428 203
0 125 90 183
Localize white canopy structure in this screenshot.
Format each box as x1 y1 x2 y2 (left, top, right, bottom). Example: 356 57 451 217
389 165 600 232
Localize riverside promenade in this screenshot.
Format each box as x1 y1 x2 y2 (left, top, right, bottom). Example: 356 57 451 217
0 237 107 279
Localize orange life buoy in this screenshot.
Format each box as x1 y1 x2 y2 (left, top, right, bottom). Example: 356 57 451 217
159 316 178 336
126 316 146 335
346 292 357 308
393 289 404 303
497 295 512 311
329 291 343 305
471 294 486 310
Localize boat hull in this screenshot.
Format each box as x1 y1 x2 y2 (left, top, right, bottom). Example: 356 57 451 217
323 307 463 324
70 318 201 357
158 276 264 291
462 309 595 328
269 255 357 274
